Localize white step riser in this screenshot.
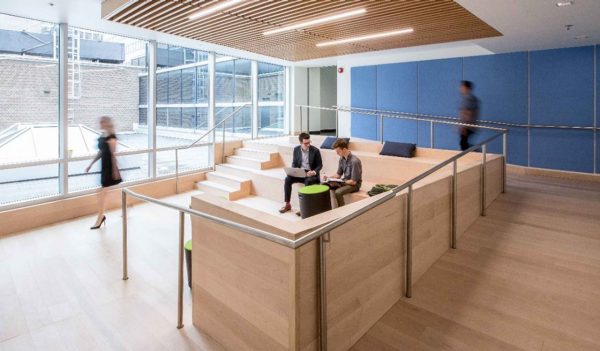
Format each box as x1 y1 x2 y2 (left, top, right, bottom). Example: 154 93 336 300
196 181 248 201
234 148 272 161
207 173 243 189
206 173 252 193
196 183 231 200
242 140 280 152
226 156 263 169
215 164 254 179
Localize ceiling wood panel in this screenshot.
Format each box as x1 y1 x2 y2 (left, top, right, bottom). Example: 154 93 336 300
103 0 501 61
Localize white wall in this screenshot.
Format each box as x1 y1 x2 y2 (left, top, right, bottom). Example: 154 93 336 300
291 67 308 134
308 67 321 132
319 66 337 131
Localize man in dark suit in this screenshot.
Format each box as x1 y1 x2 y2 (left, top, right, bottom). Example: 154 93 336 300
279 133 323 213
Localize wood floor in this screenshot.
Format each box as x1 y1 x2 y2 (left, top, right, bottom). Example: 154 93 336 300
0 191 226 351
351 173 600 351
1 174 599 351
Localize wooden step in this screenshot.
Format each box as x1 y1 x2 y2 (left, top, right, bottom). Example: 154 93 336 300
196 180 247 200
226 155 278 170
234 147 276 162
206 172 251 193
215 163 256 178
242 139 281 152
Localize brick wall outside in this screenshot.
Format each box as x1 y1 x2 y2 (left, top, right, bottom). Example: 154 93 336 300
0 57 144 132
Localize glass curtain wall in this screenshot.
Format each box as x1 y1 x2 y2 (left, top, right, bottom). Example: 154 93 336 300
154 43 210 175
67 27 150 192
215 56 252 139
0 13 288 209
258 62 286 137
0 14 60 205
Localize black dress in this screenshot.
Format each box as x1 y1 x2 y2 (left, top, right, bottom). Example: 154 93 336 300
98 134 122 187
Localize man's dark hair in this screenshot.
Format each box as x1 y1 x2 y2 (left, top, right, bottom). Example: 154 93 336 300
461 80 474 90
332 138 349 150
298 132 310 143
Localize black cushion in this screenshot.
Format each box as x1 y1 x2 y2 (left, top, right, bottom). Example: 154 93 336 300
379 141 416 158
320 137 350 149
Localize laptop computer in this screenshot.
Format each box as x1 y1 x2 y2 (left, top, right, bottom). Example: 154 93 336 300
284 167 307 178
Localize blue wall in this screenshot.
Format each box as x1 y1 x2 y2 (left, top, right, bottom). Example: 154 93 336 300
351 45 599 174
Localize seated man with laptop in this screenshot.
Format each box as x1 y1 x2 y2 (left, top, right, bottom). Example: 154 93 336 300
279 133 323 213
322 138 362 207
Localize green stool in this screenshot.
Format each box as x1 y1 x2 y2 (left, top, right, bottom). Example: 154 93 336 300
298 184 332 219
184 240 192 289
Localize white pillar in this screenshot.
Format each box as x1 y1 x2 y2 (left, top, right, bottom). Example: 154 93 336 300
251 61 258 139
58 23 68 194
147 40 157 178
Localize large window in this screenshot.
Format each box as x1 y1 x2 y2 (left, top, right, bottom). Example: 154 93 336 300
67 27 149 192
215 56 252 139
0 13 288 209
258 62 285 136
0 14 60 205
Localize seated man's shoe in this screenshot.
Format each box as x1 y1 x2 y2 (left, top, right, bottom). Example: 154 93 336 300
279 204 292 213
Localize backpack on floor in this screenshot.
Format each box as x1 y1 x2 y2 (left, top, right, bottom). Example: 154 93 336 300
367 184 398 197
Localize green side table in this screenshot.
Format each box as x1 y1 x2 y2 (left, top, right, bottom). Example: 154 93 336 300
298 184 332 219
185 240 192 289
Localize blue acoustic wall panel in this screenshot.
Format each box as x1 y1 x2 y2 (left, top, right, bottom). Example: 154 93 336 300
417 121 432 147
530 129 594 173
351 66 378 140
418 58 462 117
530 46 594 126
432 123 460 151
463 52 528 124
377 62 418 143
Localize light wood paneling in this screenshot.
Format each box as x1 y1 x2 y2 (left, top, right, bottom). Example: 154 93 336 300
0 172 206 237
351 173 600 351
102 0 501 61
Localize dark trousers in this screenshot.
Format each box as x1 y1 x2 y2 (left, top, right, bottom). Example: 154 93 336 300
460 128 475 151
284 175 320 203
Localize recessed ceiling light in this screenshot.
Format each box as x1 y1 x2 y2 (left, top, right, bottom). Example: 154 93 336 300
316 28 414 47
574 34 589 40
556 1 574 7
263 8 366 35
188 0 244 21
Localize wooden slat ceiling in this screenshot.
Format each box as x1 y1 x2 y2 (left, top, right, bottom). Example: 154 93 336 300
103 0 502 62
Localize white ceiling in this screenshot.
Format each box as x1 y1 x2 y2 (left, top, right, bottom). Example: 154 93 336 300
1 0 599 67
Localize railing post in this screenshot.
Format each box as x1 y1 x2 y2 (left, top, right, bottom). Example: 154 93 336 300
430 120 434 148
335 108 339 138
222 122 226 164
379 114 384 144
451 160 457 249
481 144 487 216
177 211 185 329
405 185 413 298
299 106 303 134
175 148 179 194
122 191 128 281
318 234 328 351
502 132 507 193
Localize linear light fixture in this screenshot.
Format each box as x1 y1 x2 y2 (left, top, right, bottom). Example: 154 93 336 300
316 28 414 47
188 0 244 21
263 8 366 35
555 1 574 7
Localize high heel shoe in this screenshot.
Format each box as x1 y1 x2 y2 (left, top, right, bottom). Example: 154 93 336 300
90 216 106 230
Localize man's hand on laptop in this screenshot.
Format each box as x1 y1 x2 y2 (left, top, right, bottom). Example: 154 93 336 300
307 170 316 177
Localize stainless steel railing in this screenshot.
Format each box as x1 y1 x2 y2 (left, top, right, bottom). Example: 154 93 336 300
122 119 507 350
174 104 251 194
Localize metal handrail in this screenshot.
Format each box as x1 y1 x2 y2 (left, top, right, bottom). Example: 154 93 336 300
338 105 598 131
174 103 251 193
122 119 507 350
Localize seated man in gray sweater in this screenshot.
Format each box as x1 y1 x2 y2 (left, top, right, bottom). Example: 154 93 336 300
322 138 362 207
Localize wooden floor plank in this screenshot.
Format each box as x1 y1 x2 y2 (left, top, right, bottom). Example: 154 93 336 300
352 174 600 351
